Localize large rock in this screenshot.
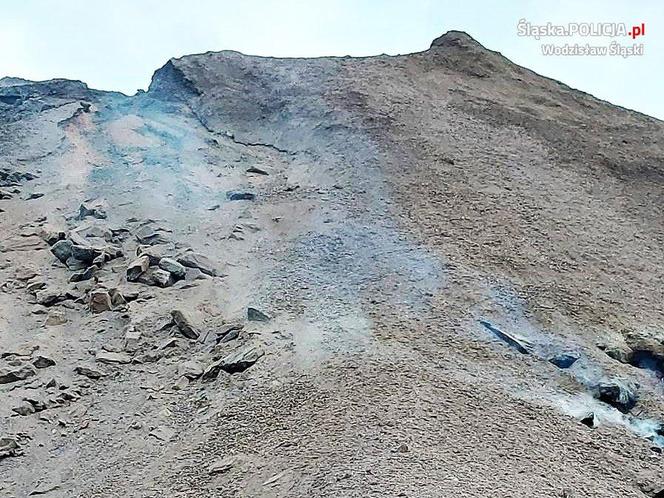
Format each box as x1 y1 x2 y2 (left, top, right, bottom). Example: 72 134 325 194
171 309 200 339
89 289 113 313
96 351 131 364
137 268 174 288
127 255 150 282
178 360 204 379
158 258 186 280
74 364 107 379
50 239 73 263
595 380 638 413
202 346 263 379
77 199 107 220
176 251 218 277
0 436 22 459
0 364 37 384
135 225 170 245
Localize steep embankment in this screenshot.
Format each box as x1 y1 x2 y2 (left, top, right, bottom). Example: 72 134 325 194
1 31 664 497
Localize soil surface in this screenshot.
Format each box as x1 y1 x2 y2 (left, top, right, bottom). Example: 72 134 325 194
1 31 664 497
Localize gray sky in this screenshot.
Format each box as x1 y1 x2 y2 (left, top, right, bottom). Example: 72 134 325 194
1 0 661 119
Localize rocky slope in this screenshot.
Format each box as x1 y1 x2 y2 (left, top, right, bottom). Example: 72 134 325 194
1 31 664 497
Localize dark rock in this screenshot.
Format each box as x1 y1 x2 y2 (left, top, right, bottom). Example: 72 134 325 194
96 351 131 364
203 346 263 379
247 307 270 322
33 355 56 368
50 239 73 263
137 268 174 287
74 364 107 379
246 166 269 175
596 380 638 413
171 309 200 339
26 192 44 200
135 225 170 245
176 251 218 277
77 200 107 220
71 244 101 264
69 265 98 283
548 352 579 369
0 437 22 459
217 323 243 343
41 229 66 246
127 255 150 282
89 289 113 313
158 258 186 279
227 191 255 201
580 412 596 428
0 364 37 384
479 320 531 354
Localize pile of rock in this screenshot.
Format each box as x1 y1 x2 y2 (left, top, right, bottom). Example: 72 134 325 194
126 247 217 288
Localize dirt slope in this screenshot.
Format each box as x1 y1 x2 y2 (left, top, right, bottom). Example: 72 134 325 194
1 31 664 498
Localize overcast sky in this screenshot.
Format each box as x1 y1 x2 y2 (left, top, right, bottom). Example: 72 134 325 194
1 0 661 119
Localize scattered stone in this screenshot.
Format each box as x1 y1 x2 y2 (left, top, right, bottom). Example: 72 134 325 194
0 364 37 384
78 199 107 220
136 244 173 265
580 412 596 428
176 251 218 277
74 364 107 379
96 351 131 364
596 380 638 413
479 320 531 354
157 337 179 350
137 268 175 288
31 304 48 315
26 192 44 200
124 326 141 352
27 281 46 294
208 455 237 474
247 307 270 322
108 288 127 307
246 166 269 175
127 255 150 282
44 309 67 326
217 323 243 343
548 352 579 369
50 239 73 263
171 309 200 339
89 289 113 313
227 191 255 201
12 402 36 416
135 225 170 245
203 346 263 379
40 228 66 246
158 258 186 280
178 360 204 380
35 288 65 307
0 436 22 459
33 355 56 369
69 265 97 283
71 244 101 264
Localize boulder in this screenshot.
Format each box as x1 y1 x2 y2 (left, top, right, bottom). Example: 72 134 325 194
77 199 107 220
178 360 204 379
548 352 579 369
127 255 150 282
89 289 113 313
176 251 218 277
137 268 174 288
74 364 107 379
227 191 255 201
71 244 101 264
96 351 131 364
0 364 37 384
158 258 186 279
0 437 22 459
50 239 73 263
596 380 638 413
135 225 170 245
202 346 263 379
33 355 56 368
171 309 200 339
247 307 270 322
45 309 67 326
